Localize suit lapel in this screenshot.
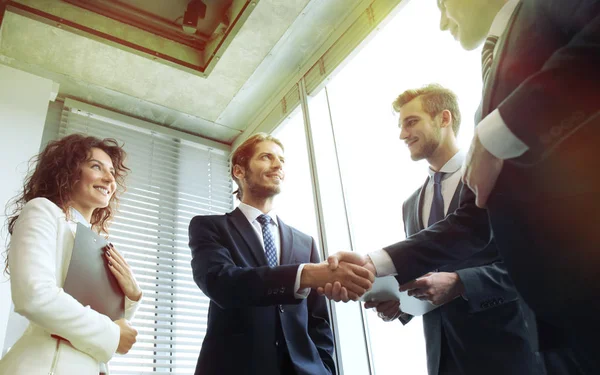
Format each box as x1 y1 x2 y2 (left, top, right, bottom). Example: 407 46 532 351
482 1 522 117
416 176 429 231
68 221 77 238
448 182 463 214
278 218 295 265
228 208 269 266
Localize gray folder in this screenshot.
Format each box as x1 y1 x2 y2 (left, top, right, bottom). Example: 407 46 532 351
62 222 124 321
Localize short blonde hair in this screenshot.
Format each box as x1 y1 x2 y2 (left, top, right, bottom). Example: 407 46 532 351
230 133 284 200
392 83 461 135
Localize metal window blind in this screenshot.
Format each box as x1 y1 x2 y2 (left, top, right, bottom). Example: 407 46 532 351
59 101 233 374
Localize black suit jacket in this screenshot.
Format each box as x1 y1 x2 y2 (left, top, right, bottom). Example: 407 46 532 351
188 208 335 375
383 0 600 324
400 178 537 375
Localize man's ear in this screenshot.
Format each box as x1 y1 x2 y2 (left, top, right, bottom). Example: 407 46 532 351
232 164 245 180
439 109 453 129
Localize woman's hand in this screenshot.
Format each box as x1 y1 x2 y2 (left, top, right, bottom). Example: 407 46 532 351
114 318 137 354
104 243 142 301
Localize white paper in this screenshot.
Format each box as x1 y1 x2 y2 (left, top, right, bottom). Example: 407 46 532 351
361 276 440 316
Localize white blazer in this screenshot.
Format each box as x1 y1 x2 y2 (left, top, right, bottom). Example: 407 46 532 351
0 198 140 375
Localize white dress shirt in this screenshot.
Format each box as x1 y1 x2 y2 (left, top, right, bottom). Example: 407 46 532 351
70 207 92 228
237 203 309 299
476 0 529 160
369 151 464 277
421 151 464 228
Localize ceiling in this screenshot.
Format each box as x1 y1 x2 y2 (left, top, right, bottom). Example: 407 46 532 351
0 0 404 146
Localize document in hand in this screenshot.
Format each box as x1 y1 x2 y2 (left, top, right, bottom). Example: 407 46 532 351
62 223 124 320
360 276 440 316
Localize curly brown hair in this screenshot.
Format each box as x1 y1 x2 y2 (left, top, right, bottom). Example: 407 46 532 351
3 133 129 274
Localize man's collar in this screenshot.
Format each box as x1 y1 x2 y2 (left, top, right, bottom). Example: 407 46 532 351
238 202 278 226
488 0 520 37
428 150 465 177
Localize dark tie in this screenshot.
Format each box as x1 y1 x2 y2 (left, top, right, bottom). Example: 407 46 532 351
256 214 278 267
481 35 499 86
428 172 446 227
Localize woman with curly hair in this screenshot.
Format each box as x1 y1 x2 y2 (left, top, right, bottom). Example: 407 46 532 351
0 133 142 375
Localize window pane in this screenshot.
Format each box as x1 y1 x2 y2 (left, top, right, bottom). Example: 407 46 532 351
273 106 319 241
307 87 373 374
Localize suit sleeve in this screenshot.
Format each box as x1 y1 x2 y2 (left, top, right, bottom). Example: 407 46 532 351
189 215 302 309
499 0 600 165
395 201 414 325
385 185 492 285
455 258 520 313
9 198 120 363
306 238 336 374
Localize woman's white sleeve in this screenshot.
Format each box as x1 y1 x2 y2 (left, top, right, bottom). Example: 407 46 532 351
9 198 120 363
124 294 142 321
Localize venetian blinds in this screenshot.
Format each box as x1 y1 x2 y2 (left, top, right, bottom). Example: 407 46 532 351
59 99 233 374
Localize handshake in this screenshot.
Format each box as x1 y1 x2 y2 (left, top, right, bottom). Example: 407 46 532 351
300 251 466 311
299 251 377 302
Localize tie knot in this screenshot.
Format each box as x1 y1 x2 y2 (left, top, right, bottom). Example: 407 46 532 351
433 172 445 184
256 214 271 227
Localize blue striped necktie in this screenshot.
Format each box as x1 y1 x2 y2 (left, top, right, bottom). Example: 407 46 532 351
428 172 446 227
256 214 278 267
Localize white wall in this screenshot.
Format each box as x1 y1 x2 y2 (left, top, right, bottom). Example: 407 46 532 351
0 64 56 356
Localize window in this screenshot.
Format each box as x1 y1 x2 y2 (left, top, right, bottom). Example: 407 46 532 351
308 0 483 373
60 99 232 374
272 105 319 240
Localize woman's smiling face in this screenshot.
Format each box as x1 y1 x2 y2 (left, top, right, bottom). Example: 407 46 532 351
69 147 117 219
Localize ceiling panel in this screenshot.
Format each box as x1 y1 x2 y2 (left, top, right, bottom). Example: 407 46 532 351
0 0 404 145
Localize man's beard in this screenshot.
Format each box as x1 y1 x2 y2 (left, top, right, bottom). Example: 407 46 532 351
410 127 441 161
244 172 281 199
410 139 439 161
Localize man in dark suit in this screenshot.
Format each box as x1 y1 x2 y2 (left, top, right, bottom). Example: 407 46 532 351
366 84 539 375
188 133 374 375
325 0 600 373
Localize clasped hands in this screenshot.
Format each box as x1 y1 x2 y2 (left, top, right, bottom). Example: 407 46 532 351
312 251 465 312
300 252 375 301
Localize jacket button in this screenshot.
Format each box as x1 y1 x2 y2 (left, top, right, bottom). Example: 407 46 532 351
550 125 562 137
278 304 284 313
275 340 280 347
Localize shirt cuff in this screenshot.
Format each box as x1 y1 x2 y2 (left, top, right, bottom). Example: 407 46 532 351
477 108 529 159
368 250 397 277
124 292 142 321
294 263 310 299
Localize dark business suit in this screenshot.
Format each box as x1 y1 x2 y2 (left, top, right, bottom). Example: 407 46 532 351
188 208 335 375
399 178 538 375
383 0 600 373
